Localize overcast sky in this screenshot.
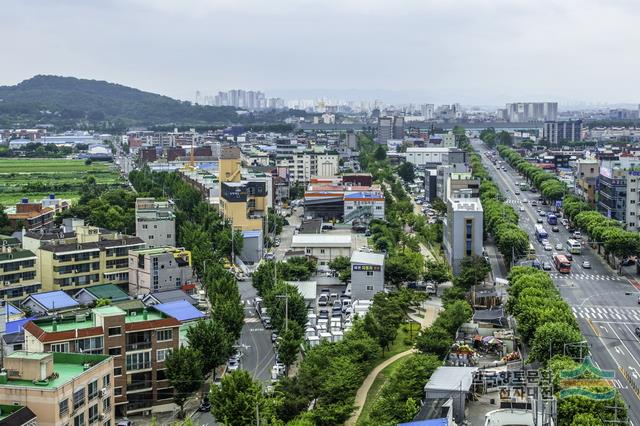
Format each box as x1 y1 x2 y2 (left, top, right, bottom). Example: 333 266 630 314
2 0 640 105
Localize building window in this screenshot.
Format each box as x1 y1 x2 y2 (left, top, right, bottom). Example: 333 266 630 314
103 374 111 388
306 248 311 254
126 351 151 371
51 342 69 353
59 398 69 417
78 337 103 354
157 369 167 381
114 367 122 376
466 241 472 256
108 327 121 336
157 348 171 362
157 329 173 342
73 388 85 410
103 421 110 426
88 404 99 423
157 387 174 400
114 387 122 396
142 225 148 229
88 380 99 400
74 413 85 426
103 396 111 412
366 285 374 291
366 271 374 276
108 347 121 356
320 249 325 254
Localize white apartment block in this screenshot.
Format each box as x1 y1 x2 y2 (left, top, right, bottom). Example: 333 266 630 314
135 198 176 248
277 152 339 183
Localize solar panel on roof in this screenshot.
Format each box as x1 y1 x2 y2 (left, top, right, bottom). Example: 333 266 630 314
154 300 205 322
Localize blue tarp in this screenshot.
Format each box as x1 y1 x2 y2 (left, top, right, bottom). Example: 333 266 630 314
398 419 448 426
6 317 36 334
154 300 205 322
28 291 79 310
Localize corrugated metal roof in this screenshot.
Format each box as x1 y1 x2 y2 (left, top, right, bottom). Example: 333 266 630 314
291 234 352 247
154 300 205 322
26 291 79 310
5 317 36 334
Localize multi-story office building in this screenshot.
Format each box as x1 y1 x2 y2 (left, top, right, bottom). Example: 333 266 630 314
543 120 583 145
376 117 394 145
0 246 41 302
128 247 193 296
0 351 114 426
597 163 628 221
443 189 484 274
36 225 145 292
574 159 599 205
505 102 558 122
24 304 182 417
135 198 176 248
350 250 385 301
625 171 640 231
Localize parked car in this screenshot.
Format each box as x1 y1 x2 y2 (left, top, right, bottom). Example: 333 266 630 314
582 260 591 269
262 317 272 329
198 397 211 412
552 226 559 232
573 231 582 239
318 295 328 306
227 357 240 371
318 310 329 319
531 200 538 206
271 332 278 344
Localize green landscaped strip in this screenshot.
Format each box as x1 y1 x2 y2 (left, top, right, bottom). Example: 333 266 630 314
356 357 405 426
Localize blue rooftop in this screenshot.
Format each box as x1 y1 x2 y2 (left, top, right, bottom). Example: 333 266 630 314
344 192 382 199
398 419 448 426
5 317 36 334
242 230 262 238
26 291 79 310
154 300 205 322
6 303 21 316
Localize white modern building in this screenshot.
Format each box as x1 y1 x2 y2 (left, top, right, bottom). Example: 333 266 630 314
290 234 352 270
135 198 176 248
626 170 640 232
276 150 339 183
405 147 451 167
443 189 484 274
350 250 385 300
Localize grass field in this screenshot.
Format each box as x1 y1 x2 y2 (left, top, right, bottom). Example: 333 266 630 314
0 158 123 206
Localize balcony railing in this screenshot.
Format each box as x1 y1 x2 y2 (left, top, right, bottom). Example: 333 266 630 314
126 362 152 371
126 341 152 351
127 381 153 391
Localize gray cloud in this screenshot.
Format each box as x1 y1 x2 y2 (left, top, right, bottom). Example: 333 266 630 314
1 0 639 105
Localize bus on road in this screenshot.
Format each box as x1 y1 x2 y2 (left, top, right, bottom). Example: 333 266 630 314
553 254 572 273
566 239 582 254
535 225 548 242
527 243 536 259
547 214 557 225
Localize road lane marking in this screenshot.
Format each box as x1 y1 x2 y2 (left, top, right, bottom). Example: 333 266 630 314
608 324 640 372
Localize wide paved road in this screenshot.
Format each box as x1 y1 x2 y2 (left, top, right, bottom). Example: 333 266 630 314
473 139 640 423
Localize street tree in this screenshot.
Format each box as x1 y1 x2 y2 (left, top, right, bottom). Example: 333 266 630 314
186 319 233 378
328 256 352 283
264 281 308 332
210 370 264 426
277 321 304 372
397 162 415 183
529 321 584 364
165 346 203 418
454 256 490 289
415 326 453 358
423 259 451 284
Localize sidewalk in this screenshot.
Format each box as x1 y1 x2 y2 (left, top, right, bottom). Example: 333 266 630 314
346 302 442 426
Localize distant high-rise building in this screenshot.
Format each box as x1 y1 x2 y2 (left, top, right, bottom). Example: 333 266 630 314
376 117 393 145
505 102 558 122
543 120 583 145
421 104 435 120
392 116 405 139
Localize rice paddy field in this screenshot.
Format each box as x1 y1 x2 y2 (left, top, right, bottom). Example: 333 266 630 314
0 158 124 206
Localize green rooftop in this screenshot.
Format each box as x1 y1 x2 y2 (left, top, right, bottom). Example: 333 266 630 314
2 352 109 389
36 307 167 333
0 249 36 263
83 284 128 301
130 246 183 255
0 404 29 421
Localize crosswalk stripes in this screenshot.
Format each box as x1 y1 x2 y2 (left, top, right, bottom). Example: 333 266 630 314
549 273 623 281
571 305 640 322
244 317 261 323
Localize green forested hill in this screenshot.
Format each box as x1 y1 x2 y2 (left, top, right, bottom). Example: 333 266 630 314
0 75 294 130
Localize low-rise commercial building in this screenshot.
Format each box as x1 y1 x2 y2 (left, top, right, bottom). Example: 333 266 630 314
0 351 114 426
24 305 182 416
574 159 599 205
128 247 194 296
135 198 176 248
350 250 385 301
290 234 352 270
